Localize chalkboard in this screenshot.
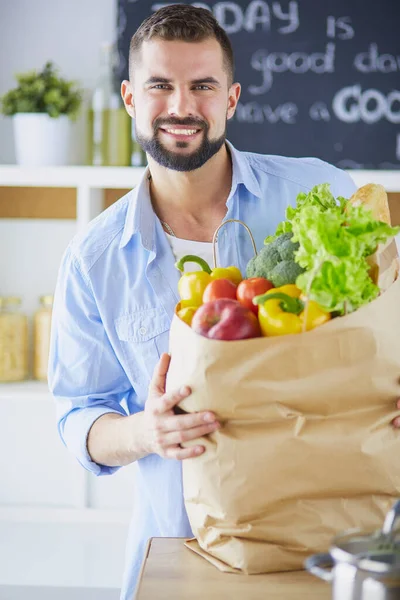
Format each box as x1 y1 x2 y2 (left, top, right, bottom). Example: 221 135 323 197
117 1 400 170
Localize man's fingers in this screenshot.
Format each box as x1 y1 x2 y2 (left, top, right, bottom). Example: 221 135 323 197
162 421 220 447
149 353 171 395
153 386 191 415
162 411 217 433
164 444 205 460
391 397 400 427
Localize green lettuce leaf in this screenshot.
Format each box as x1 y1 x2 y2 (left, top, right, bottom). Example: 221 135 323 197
290 197 400 314
263 182 400 314
264 183 339 244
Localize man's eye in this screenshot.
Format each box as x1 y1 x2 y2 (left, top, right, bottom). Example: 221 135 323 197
194 85 211 90
152 84 170 90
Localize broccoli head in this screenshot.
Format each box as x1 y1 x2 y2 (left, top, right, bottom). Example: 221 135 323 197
246 244 280 279
274 232 293 245
277 237 299 261
245 232 305 286
269 260 304 287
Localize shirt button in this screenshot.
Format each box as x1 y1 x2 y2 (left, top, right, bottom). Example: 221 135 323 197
138 326 147 336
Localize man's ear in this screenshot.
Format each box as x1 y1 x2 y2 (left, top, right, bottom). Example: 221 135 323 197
227 82 241 120
121 80 136 119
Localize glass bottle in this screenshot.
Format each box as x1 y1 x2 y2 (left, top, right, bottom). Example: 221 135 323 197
108 91 131 167
88 42 112 166
33 295 54 382
0 296 28 382
88 42 131 166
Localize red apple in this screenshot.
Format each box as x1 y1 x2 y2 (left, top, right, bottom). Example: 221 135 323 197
191 299 261 340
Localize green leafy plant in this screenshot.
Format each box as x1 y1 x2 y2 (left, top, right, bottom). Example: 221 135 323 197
0 62 83 119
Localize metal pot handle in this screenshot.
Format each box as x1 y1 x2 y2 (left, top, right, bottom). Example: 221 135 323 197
382 499 400 537
305 553 334 583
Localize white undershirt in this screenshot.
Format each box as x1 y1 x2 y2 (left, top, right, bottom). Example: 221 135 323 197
165 232 218 271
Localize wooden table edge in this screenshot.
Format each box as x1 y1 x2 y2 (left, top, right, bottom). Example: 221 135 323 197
134 537 154 600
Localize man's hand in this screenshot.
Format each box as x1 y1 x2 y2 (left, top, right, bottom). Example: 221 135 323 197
142 353 220 460
392 398 400 428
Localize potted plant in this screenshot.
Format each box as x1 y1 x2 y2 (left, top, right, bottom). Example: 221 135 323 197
0 61 83 166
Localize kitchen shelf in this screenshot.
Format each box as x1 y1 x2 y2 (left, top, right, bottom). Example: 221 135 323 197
0 165 147 226
0 165 399 190
345 170 400 192
343 171 400 225
0 165 398 227
0 167 399 223
0 165 147 189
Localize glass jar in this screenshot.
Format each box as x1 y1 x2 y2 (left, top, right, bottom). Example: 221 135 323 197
33 295 54 381
0 296 29 382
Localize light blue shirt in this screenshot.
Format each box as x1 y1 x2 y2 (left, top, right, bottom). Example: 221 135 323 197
48 142 356 599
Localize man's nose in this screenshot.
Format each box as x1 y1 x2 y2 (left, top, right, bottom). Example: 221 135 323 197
167 87 195 118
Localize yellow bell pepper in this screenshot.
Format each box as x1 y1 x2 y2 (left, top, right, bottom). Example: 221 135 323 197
210 266 242 285
175 255 242 307
253 284 331 336
176 306 197 326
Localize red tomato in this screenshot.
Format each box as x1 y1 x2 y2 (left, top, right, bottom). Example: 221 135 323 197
236 277 274 314
203 278 237 303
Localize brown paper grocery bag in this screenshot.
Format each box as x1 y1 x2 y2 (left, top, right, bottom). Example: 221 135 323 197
167 276 400 574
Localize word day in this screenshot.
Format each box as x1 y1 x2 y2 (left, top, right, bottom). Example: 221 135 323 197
152 1 300 34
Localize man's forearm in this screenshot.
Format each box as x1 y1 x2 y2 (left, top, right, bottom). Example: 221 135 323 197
87 411 150 467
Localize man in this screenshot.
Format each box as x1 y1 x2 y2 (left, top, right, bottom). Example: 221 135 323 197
48 5 400 599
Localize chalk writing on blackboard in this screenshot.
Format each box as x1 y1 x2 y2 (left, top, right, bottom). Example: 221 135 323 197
152 2 300 34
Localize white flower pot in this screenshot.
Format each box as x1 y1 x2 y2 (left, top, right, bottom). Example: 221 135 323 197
13 113 72 166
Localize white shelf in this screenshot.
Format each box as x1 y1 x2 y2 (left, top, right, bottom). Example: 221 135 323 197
0 165 399 191
349 170 400 192
0 165 147 189
0 380 51 400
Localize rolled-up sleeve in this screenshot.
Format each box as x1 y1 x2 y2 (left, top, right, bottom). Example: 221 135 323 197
48 246 132 476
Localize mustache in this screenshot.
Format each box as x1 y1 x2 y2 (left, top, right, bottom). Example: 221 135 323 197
153 117 207 131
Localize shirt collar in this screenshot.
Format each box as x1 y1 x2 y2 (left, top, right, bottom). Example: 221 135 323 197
226 140 262 201
119 140 263 250
119 168 155 250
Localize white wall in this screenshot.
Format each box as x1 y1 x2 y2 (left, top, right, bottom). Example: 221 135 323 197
0 0 118 165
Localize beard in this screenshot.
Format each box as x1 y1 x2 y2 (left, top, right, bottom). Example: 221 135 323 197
135 117 226 172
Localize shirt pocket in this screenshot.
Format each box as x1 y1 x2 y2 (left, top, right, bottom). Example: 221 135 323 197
115 308 171 398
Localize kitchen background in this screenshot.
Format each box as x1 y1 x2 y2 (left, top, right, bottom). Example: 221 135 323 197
0 0 399 597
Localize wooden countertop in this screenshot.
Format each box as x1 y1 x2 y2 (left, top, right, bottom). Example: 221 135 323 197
134 538 331 599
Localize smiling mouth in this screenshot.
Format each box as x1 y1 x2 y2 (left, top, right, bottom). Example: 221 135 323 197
159 127 202 138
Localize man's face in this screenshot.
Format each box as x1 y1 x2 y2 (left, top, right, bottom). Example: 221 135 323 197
125 38 240 172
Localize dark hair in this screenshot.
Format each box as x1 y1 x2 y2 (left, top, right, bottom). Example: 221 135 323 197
129 4 234 85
